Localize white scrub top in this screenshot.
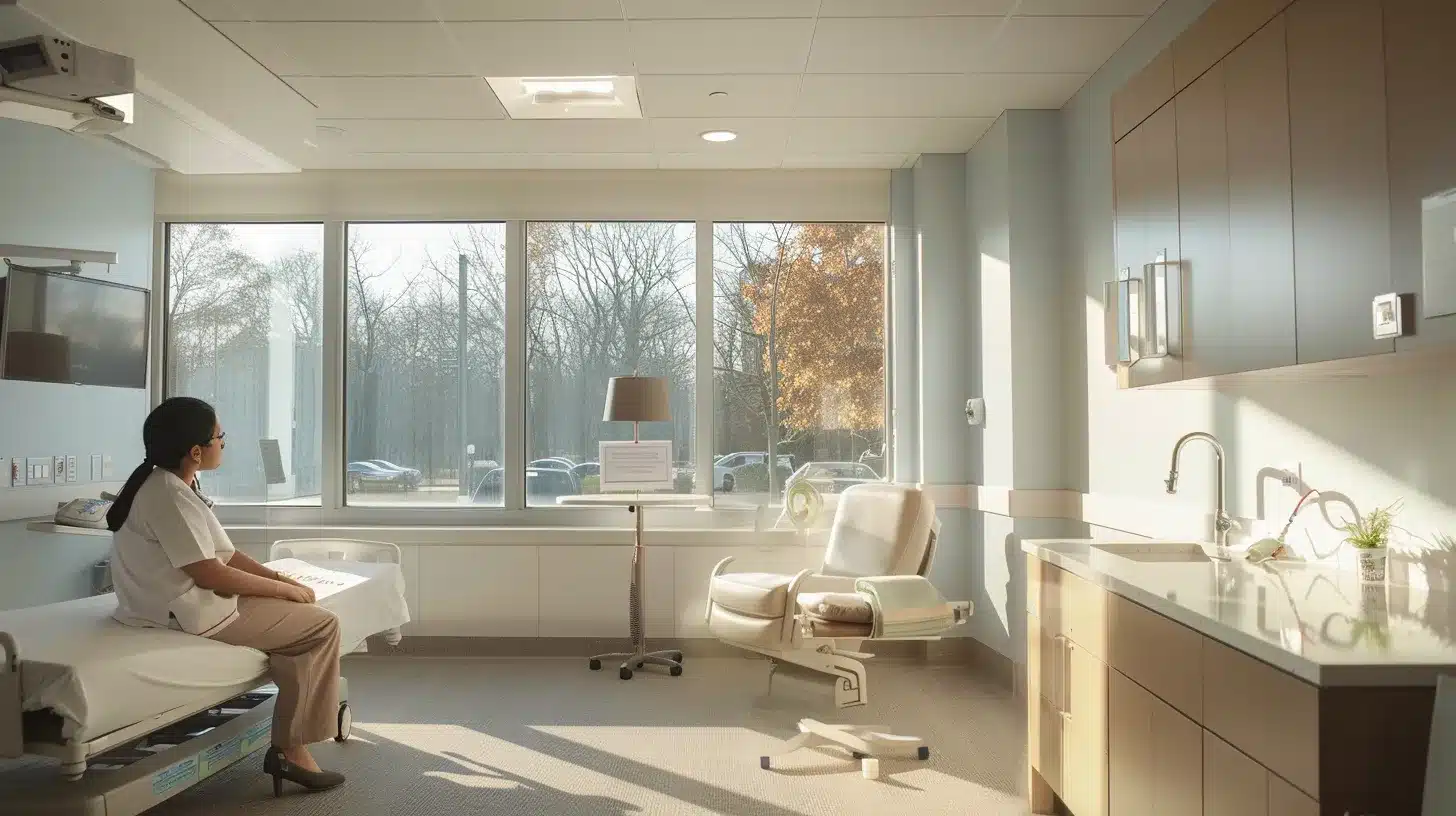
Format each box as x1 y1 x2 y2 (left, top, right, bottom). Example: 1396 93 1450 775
110 468 239 637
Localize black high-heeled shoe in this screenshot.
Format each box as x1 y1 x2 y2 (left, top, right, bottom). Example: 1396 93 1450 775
263 747 346 797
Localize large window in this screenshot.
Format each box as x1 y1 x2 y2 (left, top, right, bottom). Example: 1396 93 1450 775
712 223 887 508
345 223 506 506
164 223 324 504
525 222 696 506
161 217 886 515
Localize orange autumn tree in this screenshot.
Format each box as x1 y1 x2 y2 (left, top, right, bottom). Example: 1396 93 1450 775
744 223 885 439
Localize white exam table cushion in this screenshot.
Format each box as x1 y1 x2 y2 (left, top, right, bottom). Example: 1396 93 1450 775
1 558 408 743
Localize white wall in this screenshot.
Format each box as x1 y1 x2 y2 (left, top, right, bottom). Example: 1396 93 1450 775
0 118 155 608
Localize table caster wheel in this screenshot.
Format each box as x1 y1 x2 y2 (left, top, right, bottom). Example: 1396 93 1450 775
669 651 684 663
670 664 683 677
917 746 931 761
334 702 352 743
635 661 645 669
620 667 633 680
760 756 771 770
589 659 602 671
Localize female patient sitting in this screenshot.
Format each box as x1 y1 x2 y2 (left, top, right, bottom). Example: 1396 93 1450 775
106 396 345 796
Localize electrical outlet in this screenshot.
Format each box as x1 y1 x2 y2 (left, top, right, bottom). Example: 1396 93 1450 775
102 455 114 480
965 397 986 427
1278 462 1305 490
54 455 66 484
66 455 78 483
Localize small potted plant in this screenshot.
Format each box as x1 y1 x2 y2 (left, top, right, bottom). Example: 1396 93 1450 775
1339 500 1403 582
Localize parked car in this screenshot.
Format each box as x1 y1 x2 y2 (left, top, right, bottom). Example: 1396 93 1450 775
529 457 575 471
858 446 886 477
364 459 422 487
347 461 412 493
470 467 581 503
705 451 797 492
571 462 600 479
785 461 879 495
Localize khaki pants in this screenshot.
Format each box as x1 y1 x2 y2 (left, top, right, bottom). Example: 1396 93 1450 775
210 597 342 747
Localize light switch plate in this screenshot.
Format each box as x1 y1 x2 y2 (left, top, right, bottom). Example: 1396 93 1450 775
66 455 78 483
27 457 50 486
91 454 103 481
102 455 114 480
54 455 66 484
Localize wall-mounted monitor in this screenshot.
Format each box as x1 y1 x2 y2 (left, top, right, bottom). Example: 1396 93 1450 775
0 266 150 389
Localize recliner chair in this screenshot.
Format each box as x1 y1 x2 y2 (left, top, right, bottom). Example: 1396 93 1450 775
705 482 971 776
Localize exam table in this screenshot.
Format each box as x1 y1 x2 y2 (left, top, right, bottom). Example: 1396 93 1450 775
0 539 409 815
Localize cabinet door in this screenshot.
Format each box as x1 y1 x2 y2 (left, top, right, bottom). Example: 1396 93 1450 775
1062 642 1109 816
1204 730 1269 816
1178 14 1295 380
1029 692 1064 813
1288 0 1394 363
1384 0 1456 349
1114 104 1184 387
1172 0 1295 91
1269 774 1319 816
1108 671 1202 816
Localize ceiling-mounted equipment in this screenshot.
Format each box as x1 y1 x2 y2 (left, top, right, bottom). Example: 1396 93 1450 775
0 34 134 135
486 75 642 120
0 243 117 276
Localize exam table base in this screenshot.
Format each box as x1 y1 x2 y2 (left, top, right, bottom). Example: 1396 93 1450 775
759 719 931 780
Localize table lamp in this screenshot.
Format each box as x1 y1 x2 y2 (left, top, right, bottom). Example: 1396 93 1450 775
603 375 671 441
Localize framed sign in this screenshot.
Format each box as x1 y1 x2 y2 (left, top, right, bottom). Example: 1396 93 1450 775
598 440 674 492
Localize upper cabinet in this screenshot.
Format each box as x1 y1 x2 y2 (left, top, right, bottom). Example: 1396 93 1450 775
1383 0 1456 350
1287 0 1394 364
1106 0 1453 388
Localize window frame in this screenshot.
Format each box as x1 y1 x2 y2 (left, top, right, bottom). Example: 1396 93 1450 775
156 217 890 529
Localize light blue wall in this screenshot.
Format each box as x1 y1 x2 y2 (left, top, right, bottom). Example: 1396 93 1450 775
0 118 155 610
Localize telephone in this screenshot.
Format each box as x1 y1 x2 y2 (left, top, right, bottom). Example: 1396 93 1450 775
55 497 113 529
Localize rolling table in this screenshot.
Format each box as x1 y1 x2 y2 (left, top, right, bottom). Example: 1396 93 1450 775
557 493 710 679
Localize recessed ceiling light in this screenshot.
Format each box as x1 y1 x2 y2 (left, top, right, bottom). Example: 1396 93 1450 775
486 75 642 120
701 130 738 143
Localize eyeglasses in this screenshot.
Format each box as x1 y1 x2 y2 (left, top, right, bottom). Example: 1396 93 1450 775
208 432 227 444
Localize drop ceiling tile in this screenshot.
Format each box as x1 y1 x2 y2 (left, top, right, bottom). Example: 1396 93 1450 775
638 75 801 117
447 21 636 76
287 77 506 119
969 15 1144 73
308 152 660 170
316 118 654 153
629 19 817 74
657 153 784 170
1018 0 1165 15
624 0 820 18
215 22 464 76
186 0 625 21
782 153 914 169
788 117 994 154
649 118 792 154
796 73 1086 117
806 16 1004 74
819 0 1014 15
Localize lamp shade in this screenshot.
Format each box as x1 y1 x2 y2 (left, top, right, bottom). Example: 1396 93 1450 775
603 375 671 423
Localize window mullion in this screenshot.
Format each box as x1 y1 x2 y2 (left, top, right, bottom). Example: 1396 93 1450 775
322 220 346 512
695 220 713 501
505 220 527 510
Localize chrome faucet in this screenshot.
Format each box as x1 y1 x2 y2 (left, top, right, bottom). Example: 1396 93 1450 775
1165 431 1236 553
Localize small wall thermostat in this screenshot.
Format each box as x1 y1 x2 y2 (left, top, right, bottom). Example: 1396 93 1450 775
1372 292 1415 340
965 398 985 427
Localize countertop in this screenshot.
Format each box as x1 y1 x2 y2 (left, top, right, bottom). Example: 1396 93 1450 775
1024 539 1456 687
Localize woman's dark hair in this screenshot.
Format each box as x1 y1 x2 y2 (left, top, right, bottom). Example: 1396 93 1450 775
106 397 218 532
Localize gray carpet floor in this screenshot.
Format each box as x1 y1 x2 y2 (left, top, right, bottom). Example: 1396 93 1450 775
6 655 1028 815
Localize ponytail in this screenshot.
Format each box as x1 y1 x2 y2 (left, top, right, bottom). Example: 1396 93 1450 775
106 463 157 532
106 397 218 532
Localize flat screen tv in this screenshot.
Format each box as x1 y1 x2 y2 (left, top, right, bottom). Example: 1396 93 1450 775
0 266 150 389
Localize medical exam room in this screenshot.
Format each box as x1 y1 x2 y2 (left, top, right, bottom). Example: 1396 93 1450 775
1 0 1456 814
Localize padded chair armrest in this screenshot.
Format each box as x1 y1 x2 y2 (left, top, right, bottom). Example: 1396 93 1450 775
793 574 859 595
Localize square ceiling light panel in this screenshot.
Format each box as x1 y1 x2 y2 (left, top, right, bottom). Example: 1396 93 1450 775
486 76 642 120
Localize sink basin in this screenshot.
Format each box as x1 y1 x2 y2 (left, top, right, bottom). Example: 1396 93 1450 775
1090 542 1223 564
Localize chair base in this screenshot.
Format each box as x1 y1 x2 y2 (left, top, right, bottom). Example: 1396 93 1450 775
759 719 930 779
588 648 684 680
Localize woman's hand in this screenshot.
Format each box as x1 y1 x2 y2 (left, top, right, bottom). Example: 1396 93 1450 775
276 582 316 604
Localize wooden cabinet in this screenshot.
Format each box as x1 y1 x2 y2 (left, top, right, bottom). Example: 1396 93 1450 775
1383 0 1456 350
1204 730 1270 816
1107 593 1203 721
1202 639 1319 799
1112 49 1175 142
1287 0 1394 364
1062 640 1109 816
1108 670 1202 816
1113 102 1184 387
1172 0 1295 91
1177 16 1297 380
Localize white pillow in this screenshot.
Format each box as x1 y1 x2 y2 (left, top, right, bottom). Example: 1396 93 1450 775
798 591 873 624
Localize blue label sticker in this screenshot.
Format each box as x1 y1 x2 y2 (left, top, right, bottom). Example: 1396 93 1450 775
200 736 242 779
240 720 272 755
151 758 198 797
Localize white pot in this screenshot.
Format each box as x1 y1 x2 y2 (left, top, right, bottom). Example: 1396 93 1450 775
1355 547 1389 583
